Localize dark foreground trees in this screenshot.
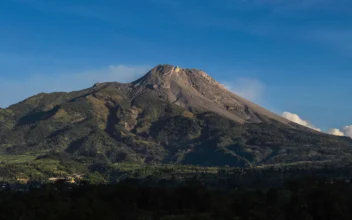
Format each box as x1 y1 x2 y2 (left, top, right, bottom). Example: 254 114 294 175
0 177 352 220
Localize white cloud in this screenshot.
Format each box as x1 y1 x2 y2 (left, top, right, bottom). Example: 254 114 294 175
328 128 345 136
223 78 265 103
281 112 321 131
342 125 352 138
328 126 352 137
342 126 352 137
0 64 151 108
280 112 352 137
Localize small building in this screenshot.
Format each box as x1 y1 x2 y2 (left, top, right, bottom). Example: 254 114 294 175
48 177 66 183
16 174 30 184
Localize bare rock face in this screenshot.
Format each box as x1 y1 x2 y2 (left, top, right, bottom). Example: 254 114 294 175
130 64 290 125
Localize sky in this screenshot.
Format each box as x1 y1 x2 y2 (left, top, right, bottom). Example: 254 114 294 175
0 0 352 135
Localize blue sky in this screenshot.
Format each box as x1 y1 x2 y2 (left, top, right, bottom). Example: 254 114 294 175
1 0 352 134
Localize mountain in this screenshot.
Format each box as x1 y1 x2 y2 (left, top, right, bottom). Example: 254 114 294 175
1 64 352 173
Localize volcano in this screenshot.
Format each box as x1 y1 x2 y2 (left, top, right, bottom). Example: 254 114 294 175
1 64 352 169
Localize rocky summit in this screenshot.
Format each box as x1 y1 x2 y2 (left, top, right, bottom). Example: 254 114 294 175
1 64 352 171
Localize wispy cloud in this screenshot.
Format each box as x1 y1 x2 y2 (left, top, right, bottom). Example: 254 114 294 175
307 29 352 52
223 78 265 103
10 0 119 23
0 64 151 108
238 0 351 13
159 0 352 54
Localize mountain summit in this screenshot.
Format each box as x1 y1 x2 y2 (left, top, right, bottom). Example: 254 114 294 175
1 64 352 171
132 64 290 124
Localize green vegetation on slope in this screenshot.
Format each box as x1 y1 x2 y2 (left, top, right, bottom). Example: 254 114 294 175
1 75 352 179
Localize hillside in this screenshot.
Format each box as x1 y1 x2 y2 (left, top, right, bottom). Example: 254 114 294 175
1 64 352 179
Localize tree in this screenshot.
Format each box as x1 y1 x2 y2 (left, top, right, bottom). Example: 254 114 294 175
87 172 106 184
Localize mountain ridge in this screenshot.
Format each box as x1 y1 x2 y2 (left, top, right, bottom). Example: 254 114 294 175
1 64 352 177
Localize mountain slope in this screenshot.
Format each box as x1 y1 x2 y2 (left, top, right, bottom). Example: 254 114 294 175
1 64 352 170
132 64 291 124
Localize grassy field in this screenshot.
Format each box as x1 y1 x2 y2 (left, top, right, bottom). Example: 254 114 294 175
0 154 36 164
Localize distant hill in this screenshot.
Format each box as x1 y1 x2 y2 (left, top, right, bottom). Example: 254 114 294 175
1 64 352 176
